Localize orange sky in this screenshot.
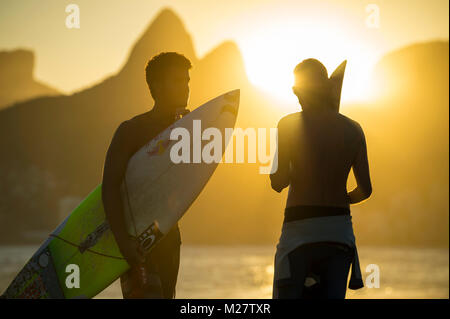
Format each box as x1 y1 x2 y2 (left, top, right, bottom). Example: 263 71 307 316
0 0 448 103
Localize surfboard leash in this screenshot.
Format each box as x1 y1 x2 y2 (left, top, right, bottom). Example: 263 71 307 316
48 234 125 261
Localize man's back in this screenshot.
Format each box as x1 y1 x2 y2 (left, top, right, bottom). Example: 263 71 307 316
271 110 371 208
270 58 372 299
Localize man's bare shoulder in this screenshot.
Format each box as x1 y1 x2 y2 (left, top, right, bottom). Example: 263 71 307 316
126 111 153 128
116 111 152 135
129 110 153 124
334 114 367 149
277 112 301 128
336 113 363 133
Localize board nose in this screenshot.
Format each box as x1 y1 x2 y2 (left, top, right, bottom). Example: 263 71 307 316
224 89 240 111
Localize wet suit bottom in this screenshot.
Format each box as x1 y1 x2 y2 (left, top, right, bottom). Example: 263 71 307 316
276 242 354 299
120 224 181 299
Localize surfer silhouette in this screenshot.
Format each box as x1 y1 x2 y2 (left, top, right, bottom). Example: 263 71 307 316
270 58 372 299
102 52 191 298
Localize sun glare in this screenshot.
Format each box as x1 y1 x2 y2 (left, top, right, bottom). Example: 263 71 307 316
240 21 379 107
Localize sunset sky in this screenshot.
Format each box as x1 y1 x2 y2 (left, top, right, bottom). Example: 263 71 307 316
0 0 448 104
0 2 448 300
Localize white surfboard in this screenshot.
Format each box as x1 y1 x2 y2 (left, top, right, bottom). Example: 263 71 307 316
121 89 240 253
3 89 239 299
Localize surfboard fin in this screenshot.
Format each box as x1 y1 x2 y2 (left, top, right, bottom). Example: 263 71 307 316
79 221 110 253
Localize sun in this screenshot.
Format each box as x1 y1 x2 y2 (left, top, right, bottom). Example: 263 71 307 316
239 22 379 108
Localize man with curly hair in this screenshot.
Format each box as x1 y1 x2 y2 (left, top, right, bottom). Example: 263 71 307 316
102 52 192 298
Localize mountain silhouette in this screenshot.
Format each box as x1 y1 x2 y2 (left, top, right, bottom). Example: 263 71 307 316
182 40 449 247
0 7 267 242
0 8 447 248
341 40 449 247
372 41 449 101
0 49 60 109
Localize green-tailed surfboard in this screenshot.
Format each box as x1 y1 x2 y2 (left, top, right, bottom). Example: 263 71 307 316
2 89 240 299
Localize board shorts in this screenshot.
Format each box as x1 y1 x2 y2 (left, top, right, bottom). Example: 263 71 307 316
275 242 354 299
120 224 182 299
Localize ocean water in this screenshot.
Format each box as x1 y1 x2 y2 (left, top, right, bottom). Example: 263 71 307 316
0 245 448 299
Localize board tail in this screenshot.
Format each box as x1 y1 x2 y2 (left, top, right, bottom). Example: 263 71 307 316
329 60 347 111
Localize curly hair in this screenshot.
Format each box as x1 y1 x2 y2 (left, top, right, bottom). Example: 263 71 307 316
145 52 192 97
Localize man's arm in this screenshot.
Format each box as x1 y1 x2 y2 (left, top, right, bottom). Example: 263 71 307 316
102 121 141 267
348 125 372 204
270 118 290 192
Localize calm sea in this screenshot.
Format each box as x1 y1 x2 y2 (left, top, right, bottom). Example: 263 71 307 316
0 245 448 299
